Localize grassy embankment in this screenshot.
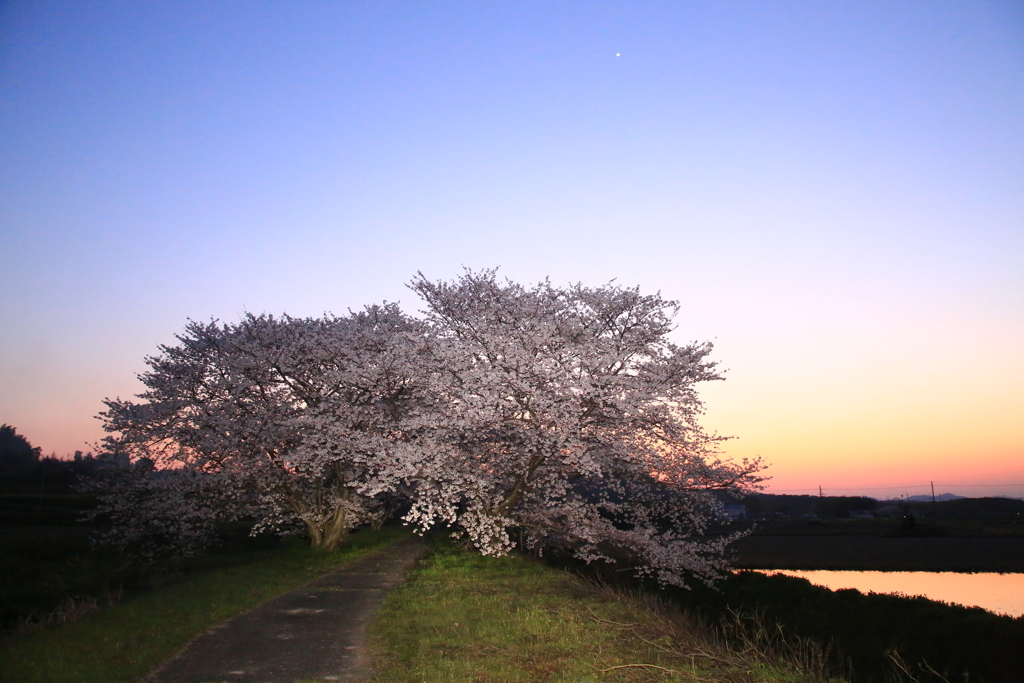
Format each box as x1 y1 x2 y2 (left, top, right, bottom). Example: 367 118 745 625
370 540 842 683
627 518 1024 682
663 568 1024 683
0 492 112 630
0 528 405 683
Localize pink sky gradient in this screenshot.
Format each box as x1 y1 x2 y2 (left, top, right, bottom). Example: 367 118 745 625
2 2 1021 497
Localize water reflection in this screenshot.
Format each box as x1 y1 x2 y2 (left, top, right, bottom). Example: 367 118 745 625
756 570 1024 617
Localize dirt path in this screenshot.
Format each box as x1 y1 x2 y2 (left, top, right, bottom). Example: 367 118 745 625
146 535 427 683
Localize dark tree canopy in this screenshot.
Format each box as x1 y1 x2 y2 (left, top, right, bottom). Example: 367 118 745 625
0 424 41 477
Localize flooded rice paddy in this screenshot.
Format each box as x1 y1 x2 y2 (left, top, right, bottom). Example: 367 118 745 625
756 569 1024 617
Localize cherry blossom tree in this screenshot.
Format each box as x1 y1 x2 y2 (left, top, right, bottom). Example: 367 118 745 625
404 269 766 586
96 270 763 585
97 304 425 555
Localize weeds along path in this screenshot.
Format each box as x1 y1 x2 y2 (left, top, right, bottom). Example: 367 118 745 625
147 535 426 683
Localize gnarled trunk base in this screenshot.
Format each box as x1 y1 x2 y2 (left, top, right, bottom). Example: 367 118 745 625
304 506 350 552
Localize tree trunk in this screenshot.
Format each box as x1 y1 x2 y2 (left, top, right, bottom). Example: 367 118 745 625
289 481 352 552
303 518 325 548
304 505 350 551
319 506 349 551
370 497 397 530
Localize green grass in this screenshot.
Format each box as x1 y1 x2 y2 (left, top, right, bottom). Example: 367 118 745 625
369 541 843 683
0 528 406 683
0 524 123 630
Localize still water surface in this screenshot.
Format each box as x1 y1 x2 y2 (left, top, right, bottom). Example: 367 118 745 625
756 570 1024 617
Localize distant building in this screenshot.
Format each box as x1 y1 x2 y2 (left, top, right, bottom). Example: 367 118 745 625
723 504 748 521
875 505 899 518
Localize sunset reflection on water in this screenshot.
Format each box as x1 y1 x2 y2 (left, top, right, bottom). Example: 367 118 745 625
756 570 1024 617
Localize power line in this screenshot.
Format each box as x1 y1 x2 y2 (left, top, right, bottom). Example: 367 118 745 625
765 482 1024 494
934 483 1024 487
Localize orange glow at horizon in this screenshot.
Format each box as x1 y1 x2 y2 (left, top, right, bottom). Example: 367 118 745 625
697 307 1024 498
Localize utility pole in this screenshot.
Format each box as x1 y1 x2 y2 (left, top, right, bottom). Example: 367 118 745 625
37 457 47 512
931 480 938 519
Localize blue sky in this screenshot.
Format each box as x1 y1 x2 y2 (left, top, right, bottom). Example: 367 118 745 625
1 1 1022 496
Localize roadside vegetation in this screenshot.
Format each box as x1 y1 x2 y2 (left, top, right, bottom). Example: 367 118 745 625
0 528 403 683
0 492 112 631
660 568 1024 683
370 539 843 683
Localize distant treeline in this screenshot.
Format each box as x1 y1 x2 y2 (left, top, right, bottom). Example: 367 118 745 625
739 493 876 519
0 424 126 494
910 496 1024 520
735 492 1024 521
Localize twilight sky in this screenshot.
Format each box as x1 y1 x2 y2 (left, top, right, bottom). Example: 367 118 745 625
1 1 1021 498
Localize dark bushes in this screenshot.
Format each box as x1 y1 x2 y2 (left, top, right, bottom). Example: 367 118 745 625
668 570 1024 683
